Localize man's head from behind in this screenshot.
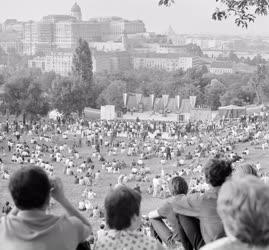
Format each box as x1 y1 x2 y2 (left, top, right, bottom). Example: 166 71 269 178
9 166 51 210
204 158 232 187
169 176 188 196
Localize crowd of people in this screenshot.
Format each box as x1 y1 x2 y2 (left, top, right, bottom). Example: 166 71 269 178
1 113 269 249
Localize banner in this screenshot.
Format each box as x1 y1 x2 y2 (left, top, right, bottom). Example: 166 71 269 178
150 94 155 109
175 95 181 110
162 94 169 109
136 93 143 106
123 93 128 107
190 96 197 108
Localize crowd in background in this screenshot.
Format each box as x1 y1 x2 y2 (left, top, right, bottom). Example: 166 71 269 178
1 113 269 249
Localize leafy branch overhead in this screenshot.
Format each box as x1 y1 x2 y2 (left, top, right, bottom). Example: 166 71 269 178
159 0 269 28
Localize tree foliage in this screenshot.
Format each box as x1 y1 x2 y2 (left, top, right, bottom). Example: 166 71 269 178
250 64 268 104
72 39 93 87
97 80 127 110
4 73 50 120
159 0 269 28
52 77 86 116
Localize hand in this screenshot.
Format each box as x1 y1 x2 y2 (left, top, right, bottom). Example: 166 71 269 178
50 177 66 203
10 206 19 216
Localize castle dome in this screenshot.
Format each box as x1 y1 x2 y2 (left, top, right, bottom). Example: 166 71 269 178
71 2 82 21
71 2 81 13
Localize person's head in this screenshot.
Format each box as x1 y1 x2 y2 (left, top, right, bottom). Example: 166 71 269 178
218 176 269 247
204 158 232 187
104 186 141 231
169 176 188 196
233 163 258 178
8 166 51 210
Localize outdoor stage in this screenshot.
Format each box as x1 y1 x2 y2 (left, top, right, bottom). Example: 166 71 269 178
122 112 179 122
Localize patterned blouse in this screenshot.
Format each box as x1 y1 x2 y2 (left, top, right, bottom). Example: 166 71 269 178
94 229 164 250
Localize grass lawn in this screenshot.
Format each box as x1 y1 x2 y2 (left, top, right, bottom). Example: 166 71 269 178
0 127 268 232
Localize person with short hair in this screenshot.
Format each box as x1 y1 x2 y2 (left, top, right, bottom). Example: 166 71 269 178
148 176 192 249
0 166 92 250
233 163 258 178
201 176 269 250
94 186 164 250
172 158 233 249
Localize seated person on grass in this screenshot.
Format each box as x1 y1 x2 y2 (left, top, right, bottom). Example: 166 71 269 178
172 158 232 249
148 176 193 250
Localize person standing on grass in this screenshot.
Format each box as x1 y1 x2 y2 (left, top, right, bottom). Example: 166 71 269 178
0 166 92 250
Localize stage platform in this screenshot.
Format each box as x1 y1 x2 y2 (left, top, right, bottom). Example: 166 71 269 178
122 112 179 122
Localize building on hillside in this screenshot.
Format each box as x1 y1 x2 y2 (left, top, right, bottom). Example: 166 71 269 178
106 18 146 41
55 21 105 50
0 32 23 54
133 53 201 71
28 52 73 76
23 4 146 55
2 19 24 34
157 45 191 54
71 2 82 21
23 21 57 55
28 50 131 76
92 51 131 73
209 61 233 75
88 41 126 52
165 26 186 46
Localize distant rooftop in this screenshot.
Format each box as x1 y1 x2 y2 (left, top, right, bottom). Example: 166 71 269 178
3 19 19 25
133 52 195 59
88 16 144 23
42 15 76 22
211 61 233 69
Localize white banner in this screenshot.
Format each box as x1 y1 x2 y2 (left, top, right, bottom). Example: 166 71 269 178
176 95 181 110
150 94 155 109
123 93 128 107
162 94 169 109
136 93 143 106
190 96 197 108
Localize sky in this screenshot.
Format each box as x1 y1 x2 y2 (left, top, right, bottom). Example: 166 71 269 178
1 0 269 36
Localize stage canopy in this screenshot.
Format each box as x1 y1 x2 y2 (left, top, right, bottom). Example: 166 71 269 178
218 105 246 118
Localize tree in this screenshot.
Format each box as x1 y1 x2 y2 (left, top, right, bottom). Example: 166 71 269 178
205 79 226 110
0 74 5 85
4 74 49 122
97 81 127 110
72 39 93 87
0 46 7 65
52 77 86 116
185 43 203 57
250 64 268 104
250 54 267 65
159 0 269 28
38 71 57 93
24 83 50 121
220 84 256 106
228 51 240 63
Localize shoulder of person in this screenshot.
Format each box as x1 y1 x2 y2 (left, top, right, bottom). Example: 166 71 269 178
200 237 237 250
